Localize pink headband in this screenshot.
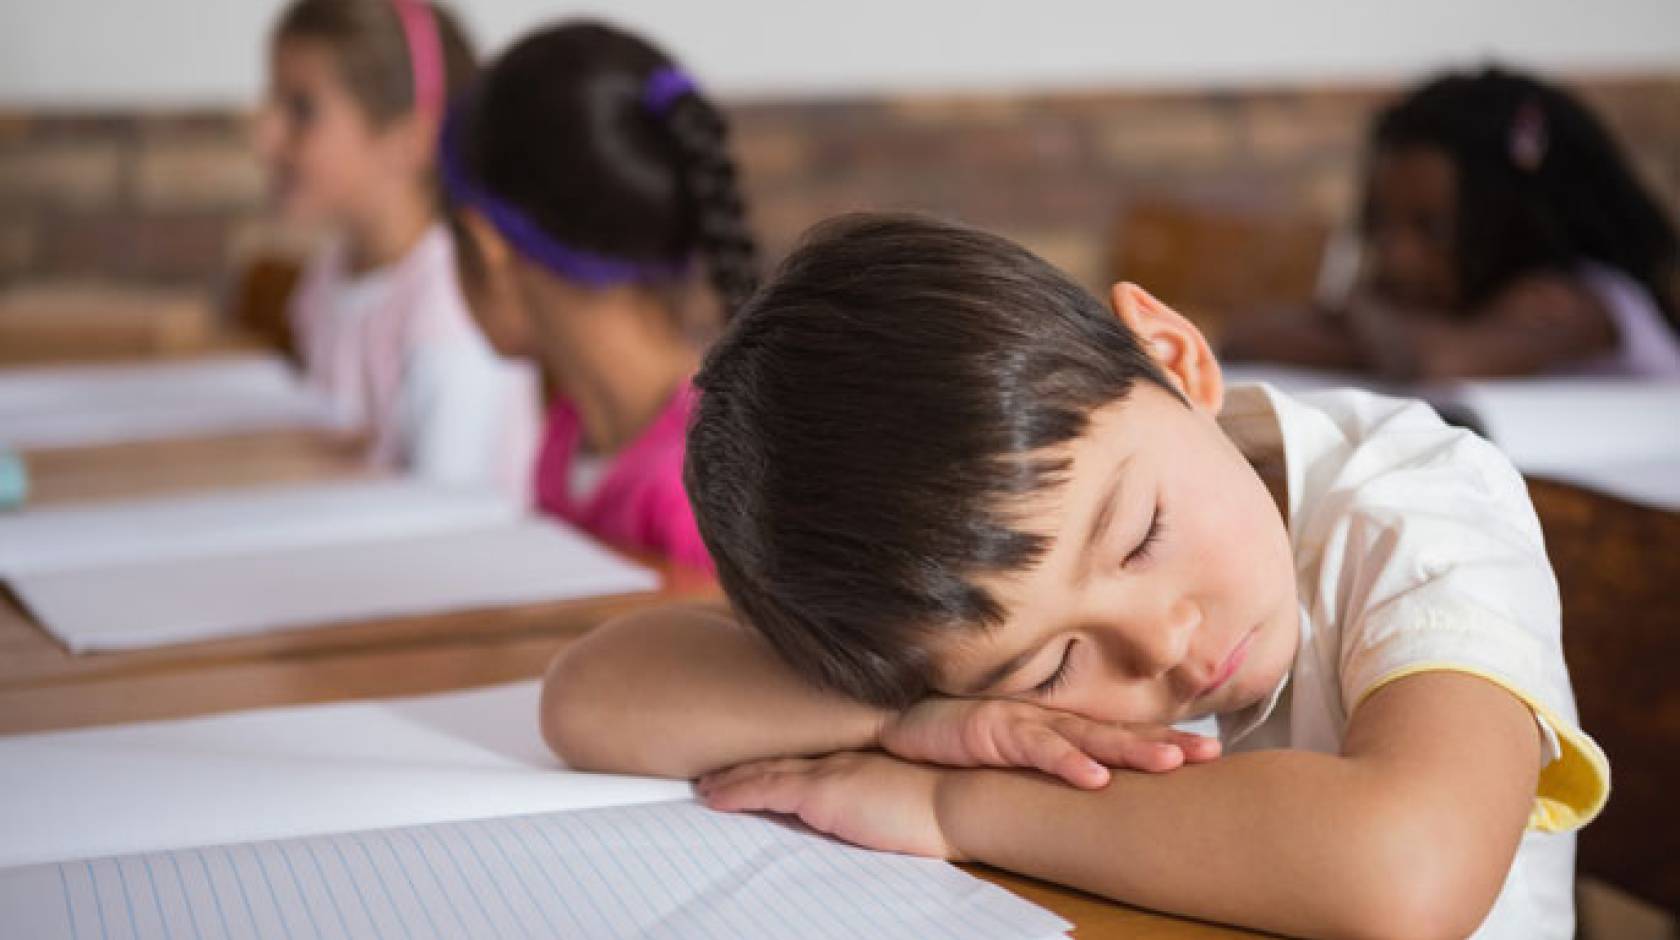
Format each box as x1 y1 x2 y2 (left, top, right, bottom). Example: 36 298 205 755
389 0 444 119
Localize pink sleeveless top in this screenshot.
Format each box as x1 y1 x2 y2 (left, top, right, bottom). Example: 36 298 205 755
534 380 712 571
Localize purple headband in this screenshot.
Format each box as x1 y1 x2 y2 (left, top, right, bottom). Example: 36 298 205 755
643 66 698 115
438 99 691 286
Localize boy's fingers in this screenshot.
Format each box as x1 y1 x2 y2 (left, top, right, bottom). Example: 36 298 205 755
700 766 812 814
1168 730 1223 761
1066 723 1187 773
1013 726 1110 789
696 757 812 796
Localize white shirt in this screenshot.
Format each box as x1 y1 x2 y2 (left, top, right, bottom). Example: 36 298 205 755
1215 384 1610 940
1568 261 1680 379
290 226 541 505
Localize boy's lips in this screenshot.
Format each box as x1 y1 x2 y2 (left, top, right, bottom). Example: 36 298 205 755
1198 629 1255 700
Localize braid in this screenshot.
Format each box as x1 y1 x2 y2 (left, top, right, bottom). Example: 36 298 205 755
660 92 760 319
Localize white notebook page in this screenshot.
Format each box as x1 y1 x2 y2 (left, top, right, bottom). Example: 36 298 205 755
0 800 1069 940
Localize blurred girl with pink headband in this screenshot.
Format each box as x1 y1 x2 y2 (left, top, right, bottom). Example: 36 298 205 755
260 0 540 501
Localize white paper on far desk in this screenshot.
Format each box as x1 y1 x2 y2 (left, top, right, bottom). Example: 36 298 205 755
0 479 518 577
0 479 658 652
0 355 340 449
10 517 658 652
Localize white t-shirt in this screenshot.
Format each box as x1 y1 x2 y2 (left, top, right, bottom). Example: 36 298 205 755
290 226 541 504
1215 384 1610 940
1568 261 1680 379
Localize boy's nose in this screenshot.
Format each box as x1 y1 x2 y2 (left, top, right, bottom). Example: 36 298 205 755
1129 599 1200 679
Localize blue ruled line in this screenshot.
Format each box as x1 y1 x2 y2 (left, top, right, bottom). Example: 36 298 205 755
222 845 264 940
301 840 353 940
374 831 441 940
165 853 206 940
496 818 591 937
191 849 232 939
454 824 532 940
349 832 414 940
393 829 468 937
326 836 387 940
420 825 501 940
248 843 295 940
56 865 80 940
83 861 109 940
276 842 325 940
138 855 170 940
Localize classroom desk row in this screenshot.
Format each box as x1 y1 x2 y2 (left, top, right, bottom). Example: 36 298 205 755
2 427 1261 939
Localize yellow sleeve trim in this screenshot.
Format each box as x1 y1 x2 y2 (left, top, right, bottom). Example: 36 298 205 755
1355 664 1610 833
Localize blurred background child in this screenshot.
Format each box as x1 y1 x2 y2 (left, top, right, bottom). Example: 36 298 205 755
261 0 540 499
1223 67 1680 381
443 21 760 569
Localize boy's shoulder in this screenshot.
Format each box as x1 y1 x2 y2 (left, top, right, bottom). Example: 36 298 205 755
1240 383 1539 544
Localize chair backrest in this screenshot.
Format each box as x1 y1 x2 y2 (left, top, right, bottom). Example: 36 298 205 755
1530 477 1680 915
1109 199 1331 337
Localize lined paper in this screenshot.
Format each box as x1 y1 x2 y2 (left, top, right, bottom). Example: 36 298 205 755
0 801 1070 940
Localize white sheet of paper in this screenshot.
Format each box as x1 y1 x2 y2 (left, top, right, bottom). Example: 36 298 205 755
1453 379 1680 478
0 355 340 449
10 518 659 652
0 800 1069 940
0 682 1067 939
0 480 519 577
0 683 691 870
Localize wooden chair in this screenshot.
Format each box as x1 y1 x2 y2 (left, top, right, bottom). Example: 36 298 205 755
1109 199 1331 338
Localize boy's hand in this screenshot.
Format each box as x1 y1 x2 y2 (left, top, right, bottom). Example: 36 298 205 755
880 697 1220 789
697 751 957 859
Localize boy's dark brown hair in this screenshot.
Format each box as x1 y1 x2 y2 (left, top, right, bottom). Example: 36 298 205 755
685 213 1173 708
274 0 475 126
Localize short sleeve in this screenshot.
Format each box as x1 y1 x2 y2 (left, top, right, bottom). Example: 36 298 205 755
1325 416 1609 832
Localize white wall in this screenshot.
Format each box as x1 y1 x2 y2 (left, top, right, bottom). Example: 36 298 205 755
2 0 1678 107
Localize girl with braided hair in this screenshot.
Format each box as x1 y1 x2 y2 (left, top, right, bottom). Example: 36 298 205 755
442 20 760 570
1225 66 1680 380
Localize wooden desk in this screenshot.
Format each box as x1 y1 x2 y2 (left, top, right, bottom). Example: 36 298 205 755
22 428 375 506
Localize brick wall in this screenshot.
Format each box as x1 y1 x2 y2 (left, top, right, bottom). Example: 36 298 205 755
2 74 1677 299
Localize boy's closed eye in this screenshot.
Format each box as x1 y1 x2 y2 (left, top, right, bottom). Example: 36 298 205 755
1027 501 1165 699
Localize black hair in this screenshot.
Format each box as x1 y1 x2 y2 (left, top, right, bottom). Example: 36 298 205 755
685 213 1174 707
274 0 475 127
453 20 759 316
1368 66 1678 330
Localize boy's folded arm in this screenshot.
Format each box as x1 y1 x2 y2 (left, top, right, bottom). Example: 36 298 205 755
937 671 1541 940
540 602 890 778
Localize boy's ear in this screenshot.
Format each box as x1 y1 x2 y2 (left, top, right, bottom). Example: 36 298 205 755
1109 281 1224 414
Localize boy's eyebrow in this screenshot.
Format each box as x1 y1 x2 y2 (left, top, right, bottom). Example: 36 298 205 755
961 455 1133 695
1075 455 1132 586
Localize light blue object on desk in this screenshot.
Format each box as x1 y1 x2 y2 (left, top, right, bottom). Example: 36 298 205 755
0 449 27 510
